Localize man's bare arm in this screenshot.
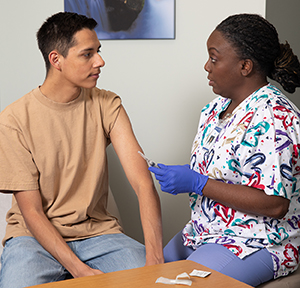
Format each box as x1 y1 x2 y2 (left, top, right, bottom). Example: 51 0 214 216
110 106 164 265
14 189 104 277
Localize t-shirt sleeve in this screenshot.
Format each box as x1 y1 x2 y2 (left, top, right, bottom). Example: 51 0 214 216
99 90 122 137
239 101 300 200
0 123 39 192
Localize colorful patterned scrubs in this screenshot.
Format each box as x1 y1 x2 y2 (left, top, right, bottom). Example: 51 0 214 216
182 84 300 278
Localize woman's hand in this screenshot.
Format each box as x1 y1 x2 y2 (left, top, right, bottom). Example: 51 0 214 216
149 164 208 195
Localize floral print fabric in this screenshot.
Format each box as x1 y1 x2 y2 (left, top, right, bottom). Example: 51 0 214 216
182 84 300 278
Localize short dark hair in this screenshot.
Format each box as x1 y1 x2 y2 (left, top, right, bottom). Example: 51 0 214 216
216 13 300 93
37 12 97 72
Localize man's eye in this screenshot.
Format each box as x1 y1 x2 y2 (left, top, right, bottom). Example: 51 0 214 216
84 53 91 57
210 57 216 63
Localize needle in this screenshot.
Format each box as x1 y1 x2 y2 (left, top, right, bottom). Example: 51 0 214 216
138 151 159 168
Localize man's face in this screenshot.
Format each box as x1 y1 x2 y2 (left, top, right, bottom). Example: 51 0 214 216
59 28 105 89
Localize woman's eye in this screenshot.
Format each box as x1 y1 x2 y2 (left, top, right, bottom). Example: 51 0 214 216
210 57 216 63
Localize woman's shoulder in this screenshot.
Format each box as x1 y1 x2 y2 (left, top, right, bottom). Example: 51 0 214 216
249 84 300 116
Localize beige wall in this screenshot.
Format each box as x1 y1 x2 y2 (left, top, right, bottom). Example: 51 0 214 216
0 1 266 247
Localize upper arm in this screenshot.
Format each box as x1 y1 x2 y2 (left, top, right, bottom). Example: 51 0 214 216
109 106 153 192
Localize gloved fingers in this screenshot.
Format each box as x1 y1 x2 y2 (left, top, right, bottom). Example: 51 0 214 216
149 163 196 196
148 166 157 174
148 166 162 175
157 163 167 169
159 164 189 171
148 163 168 175
154 169 177 182
153 174 165 182
160 183 177 195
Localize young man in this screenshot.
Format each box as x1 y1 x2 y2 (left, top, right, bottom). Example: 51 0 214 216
0 12 163 287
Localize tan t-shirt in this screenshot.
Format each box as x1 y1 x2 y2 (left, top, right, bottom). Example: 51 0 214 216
0 87 123 245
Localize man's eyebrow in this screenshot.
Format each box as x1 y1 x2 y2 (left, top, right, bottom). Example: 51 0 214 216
79 45 101 53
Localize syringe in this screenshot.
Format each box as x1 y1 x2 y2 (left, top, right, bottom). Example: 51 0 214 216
138 151 159 168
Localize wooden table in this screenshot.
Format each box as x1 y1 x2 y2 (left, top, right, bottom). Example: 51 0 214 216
30 260 251 287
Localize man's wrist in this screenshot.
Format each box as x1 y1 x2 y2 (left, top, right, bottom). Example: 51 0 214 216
145 252 164 265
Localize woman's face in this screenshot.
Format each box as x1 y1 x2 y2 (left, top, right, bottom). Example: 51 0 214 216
204 30 244 99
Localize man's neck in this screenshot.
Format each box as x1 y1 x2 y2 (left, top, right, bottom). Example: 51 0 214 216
40 77 81 103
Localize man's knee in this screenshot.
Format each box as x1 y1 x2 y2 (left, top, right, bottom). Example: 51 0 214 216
85 234 146 273
122 244 146 267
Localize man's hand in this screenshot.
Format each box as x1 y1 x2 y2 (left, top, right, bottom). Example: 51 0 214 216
72 264 104 278
14 190 102 279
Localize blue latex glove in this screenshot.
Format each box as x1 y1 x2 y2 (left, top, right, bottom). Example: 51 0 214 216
148 164 208 195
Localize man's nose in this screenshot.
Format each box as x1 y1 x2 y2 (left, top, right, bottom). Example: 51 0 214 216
95 54 105 68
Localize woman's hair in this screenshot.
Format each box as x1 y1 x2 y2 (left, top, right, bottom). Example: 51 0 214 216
216 13 300 93
37 12 97 73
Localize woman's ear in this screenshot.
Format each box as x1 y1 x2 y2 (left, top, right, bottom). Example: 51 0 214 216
48 50 61 71
240 59 253 76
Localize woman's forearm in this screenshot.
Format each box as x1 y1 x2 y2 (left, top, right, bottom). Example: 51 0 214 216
202 179 290 218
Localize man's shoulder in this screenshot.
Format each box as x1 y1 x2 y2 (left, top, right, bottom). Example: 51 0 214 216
0 88 38 127
84 87 121 108
85 87 119 100
1 88 38 113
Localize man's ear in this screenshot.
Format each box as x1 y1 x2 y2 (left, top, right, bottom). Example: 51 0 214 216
48 50 61 71
240 59 253 77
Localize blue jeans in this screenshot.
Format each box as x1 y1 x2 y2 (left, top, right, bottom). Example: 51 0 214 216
164 231 274 287
0 234 145 288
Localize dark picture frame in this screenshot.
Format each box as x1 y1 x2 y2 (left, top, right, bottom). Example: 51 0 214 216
65 0 175 40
